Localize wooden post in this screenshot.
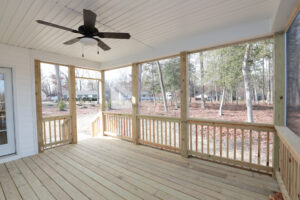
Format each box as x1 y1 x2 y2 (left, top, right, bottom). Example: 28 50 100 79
69 66 77 144
180 52 189 157
100 70 106 136
132 63 139 144
34 60 44 152
273 32 285 177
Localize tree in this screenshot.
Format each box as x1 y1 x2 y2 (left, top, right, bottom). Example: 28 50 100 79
199 52 205 109
162 58 181 109
242 44 254 122
55 65 62 101
156 61 168 112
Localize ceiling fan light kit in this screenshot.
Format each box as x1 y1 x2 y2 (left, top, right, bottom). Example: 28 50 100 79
79 37 98 46
36 9 131 56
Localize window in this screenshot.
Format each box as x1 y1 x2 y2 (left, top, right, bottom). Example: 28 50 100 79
286 11 300 136
105 67 132 113
41 63 69 117
188 39 274 124
139 57 181 117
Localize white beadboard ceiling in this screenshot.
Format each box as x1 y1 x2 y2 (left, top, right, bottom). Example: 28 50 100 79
0 0 297 68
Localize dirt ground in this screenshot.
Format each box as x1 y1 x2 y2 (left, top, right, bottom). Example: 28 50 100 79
43 100 273 125
140 100 273 124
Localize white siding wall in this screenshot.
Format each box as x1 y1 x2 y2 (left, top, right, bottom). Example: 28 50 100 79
0 43 100 163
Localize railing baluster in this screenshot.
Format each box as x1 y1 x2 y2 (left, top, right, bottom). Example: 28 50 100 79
169 121 171 147
258 131 261 165
226 127 229 158
161 120 163 145
152 120 158 143
174 121 176 148
234 128 236 160
250 130 252 163
165 121 167 146
242 129 244 161
220 126 222 157
214 126 216 155
189 124 192 151
43 121 46 145
201 125 204 153
49 120 52 144
177 122 181 148
196 124 198 152
207 125 209 154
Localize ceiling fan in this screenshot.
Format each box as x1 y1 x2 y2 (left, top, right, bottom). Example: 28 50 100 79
36 9 131 51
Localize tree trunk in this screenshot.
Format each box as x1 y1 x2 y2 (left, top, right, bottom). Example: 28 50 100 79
262 58 266 103
55 65 62 102
199 52 205 109
138 64 142 102
218 87 225 116
215 85 218 102
174 91 178 109
236 89 239 104
254 87 258 104
97 80 100 104
242 44 254 123
266 56 271 104
156 61 168 112
230 87 233 104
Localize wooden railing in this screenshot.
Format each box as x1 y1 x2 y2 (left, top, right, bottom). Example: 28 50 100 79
138 115 181 153
99 112 278 173
42 115 72 150
275 126 300 200
103 112 133 141
188 119 275 173
91 115 101 136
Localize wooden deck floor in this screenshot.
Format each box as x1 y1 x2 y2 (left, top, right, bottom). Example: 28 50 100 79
0 137 280 200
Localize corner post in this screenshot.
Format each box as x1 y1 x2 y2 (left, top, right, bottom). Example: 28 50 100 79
273 32 286 176
132 63 140 144
34 60 44 152
69 66 77 144
180 52 189 157
100 70 106 136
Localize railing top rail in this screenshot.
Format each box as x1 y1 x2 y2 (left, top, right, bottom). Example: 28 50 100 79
42 115 71 121
103 111 132 117
275 126 300 164
138 114 180 121
187 118 275 131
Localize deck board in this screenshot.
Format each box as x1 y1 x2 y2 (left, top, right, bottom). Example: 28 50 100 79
1 137 279 200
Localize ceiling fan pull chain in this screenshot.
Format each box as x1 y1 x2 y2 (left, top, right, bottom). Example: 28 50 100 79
81 44 84 58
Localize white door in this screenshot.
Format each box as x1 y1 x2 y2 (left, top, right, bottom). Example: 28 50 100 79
0 68 15 156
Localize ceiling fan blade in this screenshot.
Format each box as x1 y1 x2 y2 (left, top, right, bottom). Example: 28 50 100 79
63 37 81 45
36 20 79 33
83 9 96 28
97 32 131 39
95 38 110 51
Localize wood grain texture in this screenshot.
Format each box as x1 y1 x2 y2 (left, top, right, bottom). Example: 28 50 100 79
69 66 77 144
180 51 188 157
0 138 280 200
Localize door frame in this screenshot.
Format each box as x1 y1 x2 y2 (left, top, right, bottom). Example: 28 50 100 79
0 67 16 156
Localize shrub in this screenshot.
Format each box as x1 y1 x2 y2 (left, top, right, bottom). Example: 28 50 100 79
58 100 66 111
